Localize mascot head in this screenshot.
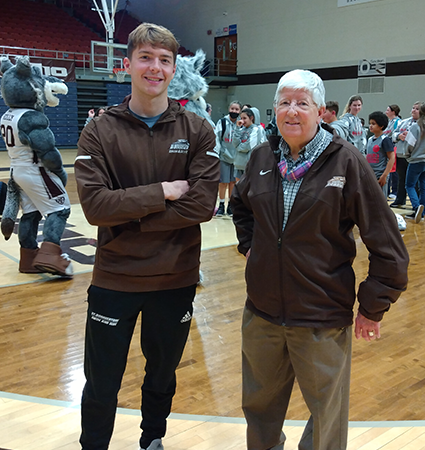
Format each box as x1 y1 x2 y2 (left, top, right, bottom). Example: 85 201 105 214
0 56 68 111
168 50 213 125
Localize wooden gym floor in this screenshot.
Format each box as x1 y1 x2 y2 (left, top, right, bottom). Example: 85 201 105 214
2 150 425 449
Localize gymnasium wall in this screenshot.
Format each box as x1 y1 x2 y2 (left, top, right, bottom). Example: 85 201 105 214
130 0 425 122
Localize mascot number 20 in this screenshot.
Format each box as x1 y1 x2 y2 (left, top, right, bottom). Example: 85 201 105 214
0 56 73 277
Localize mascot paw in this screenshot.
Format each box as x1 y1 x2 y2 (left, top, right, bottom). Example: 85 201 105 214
1 218 15 240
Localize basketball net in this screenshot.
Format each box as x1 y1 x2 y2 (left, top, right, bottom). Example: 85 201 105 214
113 68 126 83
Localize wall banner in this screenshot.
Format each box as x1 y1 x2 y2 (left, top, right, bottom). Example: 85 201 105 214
30 58 76 82
358 58 386 76
216 24 237 37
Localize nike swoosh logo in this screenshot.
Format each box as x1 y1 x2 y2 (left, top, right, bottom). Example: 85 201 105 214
259 170 272 175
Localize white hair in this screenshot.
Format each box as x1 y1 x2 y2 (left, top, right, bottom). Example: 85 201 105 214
273 69 325 109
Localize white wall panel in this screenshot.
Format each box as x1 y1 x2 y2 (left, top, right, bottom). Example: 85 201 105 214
128 0 425 125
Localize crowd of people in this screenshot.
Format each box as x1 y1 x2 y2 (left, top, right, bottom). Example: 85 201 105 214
319 97 425 222
212 93 425 224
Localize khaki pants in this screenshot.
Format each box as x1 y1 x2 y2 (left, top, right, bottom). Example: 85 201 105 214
242 308 352 450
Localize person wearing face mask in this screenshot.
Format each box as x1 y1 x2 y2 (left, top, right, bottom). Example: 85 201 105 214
214 101 242 217
390 102 421 208
339 95 366 155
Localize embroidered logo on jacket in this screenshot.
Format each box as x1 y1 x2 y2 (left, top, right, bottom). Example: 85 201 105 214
169 139 190 154
260 169 272 176
326 176 346 189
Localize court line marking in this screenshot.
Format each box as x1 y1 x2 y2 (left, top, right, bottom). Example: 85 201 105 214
2 391 425 428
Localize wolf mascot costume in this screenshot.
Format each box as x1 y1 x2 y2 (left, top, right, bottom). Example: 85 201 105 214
0 56 73 277
168 49 214 284
168 50 214 128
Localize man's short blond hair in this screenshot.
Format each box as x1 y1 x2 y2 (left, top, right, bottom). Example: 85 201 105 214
127 23 179 62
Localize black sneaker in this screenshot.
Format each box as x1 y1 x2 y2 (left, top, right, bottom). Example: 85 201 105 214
405 205 424 223
415 205 424 223
215 203 225 217
389 202 405 208
226 204 233 217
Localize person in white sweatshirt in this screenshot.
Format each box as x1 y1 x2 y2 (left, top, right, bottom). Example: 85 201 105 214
233 108 267 181
339 95 366 155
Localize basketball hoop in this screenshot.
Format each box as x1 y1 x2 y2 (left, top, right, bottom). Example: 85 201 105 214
113 68 127 83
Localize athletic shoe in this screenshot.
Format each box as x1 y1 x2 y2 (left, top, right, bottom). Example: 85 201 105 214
415 205 424 223
140 438 164 450
405 205 424 223
226 204 233 217
389 202 405 208
388 194 397 199
197 269 204 285
215 203 225 217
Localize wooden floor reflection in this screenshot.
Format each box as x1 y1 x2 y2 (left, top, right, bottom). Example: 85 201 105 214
1 150 425 449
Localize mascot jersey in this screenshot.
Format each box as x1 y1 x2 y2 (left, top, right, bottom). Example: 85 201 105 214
1 107 70 215
1 108 40 166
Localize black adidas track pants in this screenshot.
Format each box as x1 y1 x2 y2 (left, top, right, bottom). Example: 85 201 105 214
80 283 196 450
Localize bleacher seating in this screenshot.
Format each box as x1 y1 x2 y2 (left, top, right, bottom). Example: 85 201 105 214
107 82 131 107
0 0 101 57
0 79 79 150
0 0 195 150
0 0 195 59
113 10 140 45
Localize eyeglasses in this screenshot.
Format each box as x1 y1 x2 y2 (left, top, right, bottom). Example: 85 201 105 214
275 100 314 112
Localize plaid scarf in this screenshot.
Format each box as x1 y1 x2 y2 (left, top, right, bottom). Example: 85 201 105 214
278 158 312 181
278 127 333 181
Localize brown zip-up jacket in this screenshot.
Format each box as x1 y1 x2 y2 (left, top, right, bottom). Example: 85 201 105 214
231 125 409 327
75 97 220 292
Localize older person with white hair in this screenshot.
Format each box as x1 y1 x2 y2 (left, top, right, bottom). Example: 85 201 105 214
231 69 409 450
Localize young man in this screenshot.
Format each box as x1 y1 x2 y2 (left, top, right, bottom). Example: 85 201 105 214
214 101 242 217
366 111 395 198
322 100 349 139
75 23 220 450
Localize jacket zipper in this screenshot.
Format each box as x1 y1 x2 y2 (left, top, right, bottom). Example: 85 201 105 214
276 171 285 326
149 127 157 181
